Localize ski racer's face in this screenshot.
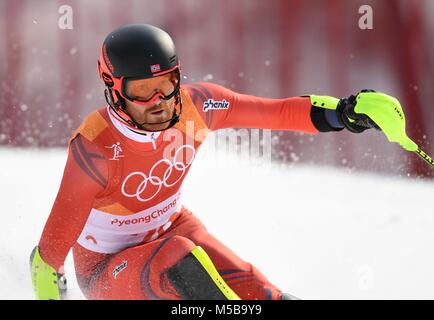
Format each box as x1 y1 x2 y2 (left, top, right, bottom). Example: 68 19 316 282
124 96 176 132
124 72 177 131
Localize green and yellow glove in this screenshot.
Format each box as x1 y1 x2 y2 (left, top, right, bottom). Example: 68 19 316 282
310 91 433 168
337 90 418 151
30 246 67 300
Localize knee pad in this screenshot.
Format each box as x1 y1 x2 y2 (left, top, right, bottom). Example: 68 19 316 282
166 246 240 300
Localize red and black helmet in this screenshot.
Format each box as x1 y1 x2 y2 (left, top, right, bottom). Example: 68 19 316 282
98 24 182 133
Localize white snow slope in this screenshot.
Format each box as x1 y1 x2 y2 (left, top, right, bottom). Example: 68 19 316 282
1 144 434 300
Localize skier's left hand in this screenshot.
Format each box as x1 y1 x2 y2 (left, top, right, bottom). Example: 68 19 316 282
337 89 381 133
337 90 418 151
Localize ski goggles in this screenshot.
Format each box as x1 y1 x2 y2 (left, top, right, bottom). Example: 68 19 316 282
121 68 180 107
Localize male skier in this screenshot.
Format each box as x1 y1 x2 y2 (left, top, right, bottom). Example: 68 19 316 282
30 24 399 300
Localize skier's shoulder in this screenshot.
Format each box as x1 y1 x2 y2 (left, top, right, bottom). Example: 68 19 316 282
181 82 235 118
69 106 111 145
182 81 230 100
75 106 110 136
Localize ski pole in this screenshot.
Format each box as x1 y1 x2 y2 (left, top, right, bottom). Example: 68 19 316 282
414 147 434 168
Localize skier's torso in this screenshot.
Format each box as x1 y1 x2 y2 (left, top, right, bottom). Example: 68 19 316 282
73 88 209 255
39 81 317 273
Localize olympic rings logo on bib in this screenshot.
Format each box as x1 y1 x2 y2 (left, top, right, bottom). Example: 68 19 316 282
121 145 196 202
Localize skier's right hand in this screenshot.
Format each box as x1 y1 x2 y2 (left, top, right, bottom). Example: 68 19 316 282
30 246 67 300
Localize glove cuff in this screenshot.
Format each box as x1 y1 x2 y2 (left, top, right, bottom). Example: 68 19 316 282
311 107 345 132
308 95 344 132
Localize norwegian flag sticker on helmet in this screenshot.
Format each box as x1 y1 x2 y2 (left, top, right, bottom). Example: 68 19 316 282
150 64 161 73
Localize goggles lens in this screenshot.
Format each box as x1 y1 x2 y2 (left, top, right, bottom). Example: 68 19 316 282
125 70 179 103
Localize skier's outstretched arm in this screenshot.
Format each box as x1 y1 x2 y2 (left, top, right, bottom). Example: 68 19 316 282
30 134 107 300
185 82 383 133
